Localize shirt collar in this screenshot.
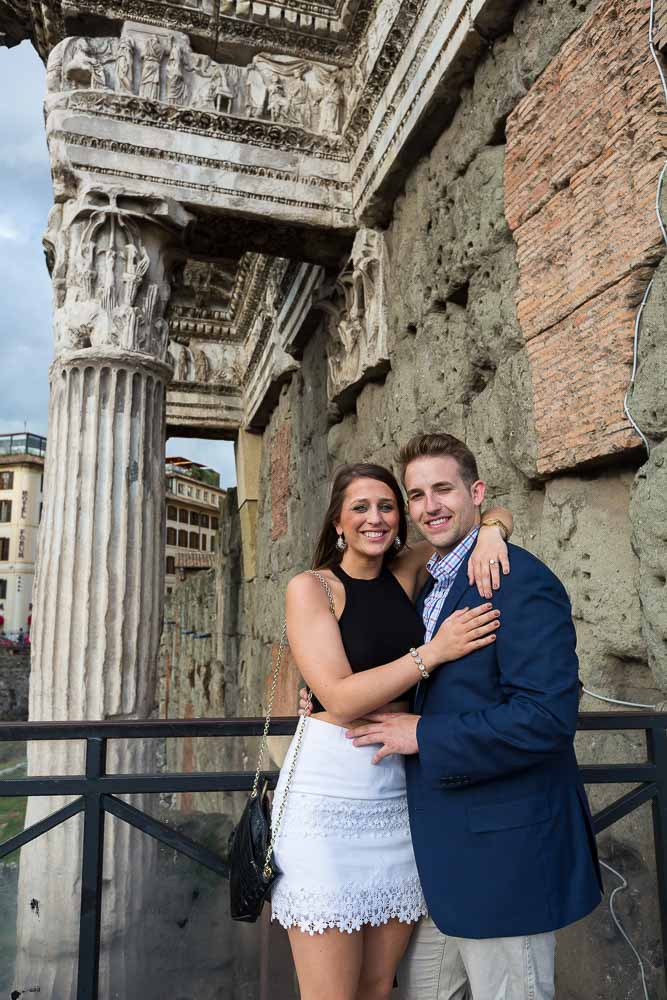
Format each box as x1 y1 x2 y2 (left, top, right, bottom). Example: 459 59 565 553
426 526 479 582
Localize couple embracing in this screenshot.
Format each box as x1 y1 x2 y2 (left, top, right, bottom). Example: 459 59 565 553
270 433 602 1000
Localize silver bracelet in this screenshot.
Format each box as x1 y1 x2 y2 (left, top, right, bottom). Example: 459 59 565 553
409 647 429 681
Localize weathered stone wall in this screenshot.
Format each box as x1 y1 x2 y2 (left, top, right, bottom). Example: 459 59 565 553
0 650 29 721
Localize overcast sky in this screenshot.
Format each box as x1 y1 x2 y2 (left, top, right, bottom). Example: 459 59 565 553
0 42 237 487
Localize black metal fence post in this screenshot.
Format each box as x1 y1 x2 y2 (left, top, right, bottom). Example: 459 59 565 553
649 725 667 976
76 737 107 1000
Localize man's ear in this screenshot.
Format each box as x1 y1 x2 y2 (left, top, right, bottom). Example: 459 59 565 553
471 479 486 508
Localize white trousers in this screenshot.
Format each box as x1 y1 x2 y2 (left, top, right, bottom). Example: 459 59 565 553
398 916 555 1000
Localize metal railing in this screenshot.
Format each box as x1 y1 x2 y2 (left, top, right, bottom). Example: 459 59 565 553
0 711 665 999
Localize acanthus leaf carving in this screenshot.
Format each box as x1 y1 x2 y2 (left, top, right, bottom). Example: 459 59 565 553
50 188 192 365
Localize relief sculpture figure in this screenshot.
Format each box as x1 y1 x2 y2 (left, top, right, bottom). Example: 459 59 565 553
139 36 163 102
267 77 290 123
318 77 342 135
65 38 109 90
166 38 188 106
285 71 312 129
245 61 268 117
116 37 134 94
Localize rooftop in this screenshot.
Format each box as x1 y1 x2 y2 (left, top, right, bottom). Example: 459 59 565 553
0 433 46 459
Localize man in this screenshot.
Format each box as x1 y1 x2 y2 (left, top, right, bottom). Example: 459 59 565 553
318 433 602 999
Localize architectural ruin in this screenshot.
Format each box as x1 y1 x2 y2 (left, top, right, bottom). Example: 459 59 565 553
1 0 667 994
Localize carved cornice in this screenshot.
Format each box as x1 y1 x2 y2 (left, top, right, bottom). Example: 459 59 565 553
62 0 369 63
65 91 349 161
350 0 475 206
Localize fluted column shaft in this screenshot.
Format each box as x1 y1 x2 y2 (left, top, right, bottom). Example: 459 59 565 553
15 189 192 997
31 354 168 723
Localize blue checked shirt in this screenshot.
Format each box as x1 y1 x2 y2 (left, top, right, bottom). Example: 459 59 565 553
422 528 479 641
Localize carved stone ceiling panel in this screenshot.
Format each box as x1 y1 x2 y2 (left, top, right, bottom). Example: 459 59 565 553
167 252 279 344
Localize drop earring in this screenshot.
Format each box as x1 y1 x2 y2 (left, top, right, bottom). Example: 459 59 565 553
336 534 346 552
394 537 402 550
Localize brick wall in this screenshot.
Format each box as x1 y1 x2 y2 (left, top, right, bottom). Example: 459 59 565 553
505 0 667 473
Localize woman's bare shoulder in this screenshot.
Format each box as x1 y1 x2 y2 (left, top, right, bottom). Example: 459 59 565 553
287 568 344 618
287 568 342 599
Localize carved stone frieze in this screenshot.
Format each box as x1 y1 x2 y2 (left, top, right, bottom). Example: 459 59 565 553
321 227 389 410
49 26 346 141
169 338 244 389
44 187 193 365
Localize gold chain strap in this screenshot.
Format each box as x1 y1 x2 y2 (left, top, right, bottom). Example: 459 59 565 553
253 570 337 877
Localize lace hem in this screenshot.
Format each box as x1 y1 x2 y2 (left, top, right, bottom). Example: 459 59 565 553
271 874 427 936
274 791 411 840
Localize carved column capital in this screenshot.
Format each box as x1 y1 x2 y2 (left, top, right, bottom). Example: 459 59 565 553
44 188 193 370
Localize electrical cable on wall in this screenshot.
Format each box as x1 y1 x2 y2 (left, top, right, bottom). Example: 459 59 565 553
599 860 651 1000
624 0 667 456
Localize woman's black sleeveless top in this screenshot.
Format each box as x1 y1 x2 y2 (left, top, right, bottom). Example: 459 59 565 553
310 564 425 714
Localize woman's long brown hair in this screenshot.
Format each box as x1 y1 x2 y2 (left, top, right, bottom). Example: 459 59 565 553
311 464 408 570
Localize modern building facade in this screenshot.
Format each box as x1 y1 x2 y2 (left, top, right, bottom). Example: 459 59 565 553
0 433 46 637
165 458 225 594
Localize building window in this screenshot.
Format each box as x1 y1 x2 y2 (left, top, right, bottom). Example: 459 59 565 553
0 500 11 522
0 538 8 561
39 502 43 522
166 527 177 545
212 517 219 531
0 472 14 490
178 530 188 547
166 586 172 595
196 488 201 499
189 532 199 550
166 556 175 575
40 473 44 493
179 508 188 524
178 483 185 495
200 514 209 528
187 486 192 497
0 579 6 599
203 491 209 501
201 534 207 551
167 505 177 521
210 536 216 553
190 511 199 526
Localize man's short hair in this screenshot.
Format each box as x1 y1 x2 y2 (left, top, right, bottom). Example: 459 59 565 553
397 433 479 487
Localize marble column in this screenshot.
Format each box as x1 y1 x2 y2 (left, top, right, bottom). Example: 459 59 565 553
14 190 192 997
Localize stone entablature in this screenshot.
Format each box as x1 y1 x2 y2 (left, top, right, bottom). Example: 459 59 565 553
40 2 506 236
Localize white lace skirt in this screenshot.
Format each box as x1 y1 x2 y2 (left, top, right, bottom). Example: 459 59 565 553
270 716 427 935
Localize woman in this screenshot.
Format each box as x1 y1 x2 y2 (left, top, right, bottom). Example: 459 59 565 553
271 463 511 1000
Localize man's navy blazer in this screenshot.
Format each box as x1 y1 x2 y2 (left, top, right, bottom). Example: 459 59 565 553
406 542 602 939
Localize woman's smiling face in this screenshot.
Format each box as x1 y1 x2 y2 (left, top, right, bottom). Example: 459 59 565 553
334 477 401 558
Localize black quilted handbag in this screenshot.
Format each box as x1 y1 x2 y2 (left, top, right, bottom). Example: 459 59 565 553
228 778 280 922
228 573 336 922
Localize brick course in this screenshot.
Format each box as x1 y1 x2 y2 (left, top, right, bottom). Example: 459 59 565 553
505 0 667 473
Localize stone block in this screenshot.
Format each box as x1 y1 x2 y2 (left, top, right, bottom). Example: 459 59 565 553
270 421 291 541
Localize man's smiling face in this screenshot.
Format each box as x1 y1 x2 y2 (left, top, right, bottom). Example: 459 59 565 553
404 455 485 555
